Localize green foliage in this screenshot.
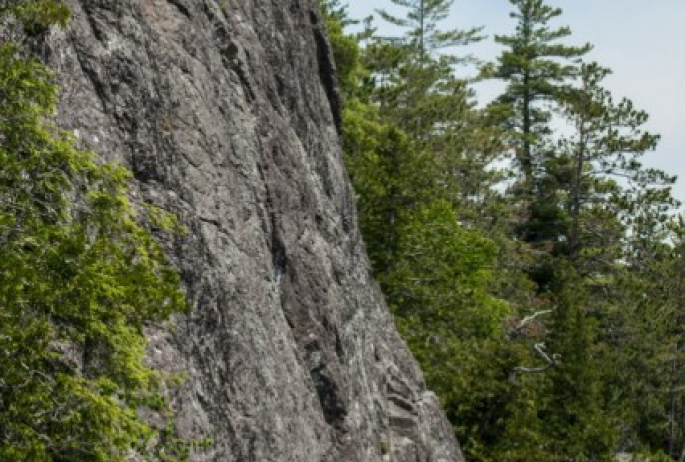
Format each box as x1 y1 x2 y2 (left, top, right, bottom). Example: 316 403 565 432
542 266 618 461
317 0 363 97
343 101 440 278
603 220 685 458
1 0 70 35
375 0 483 59
390 202 517 458
334 6 527 462
0 4 191 461
389 200 509 334
329 1 685 461
487 0 591 189
554 62 675 269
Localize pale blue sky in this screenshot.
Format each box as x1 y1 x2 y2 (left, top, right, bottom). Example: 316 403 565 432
345 1 685 204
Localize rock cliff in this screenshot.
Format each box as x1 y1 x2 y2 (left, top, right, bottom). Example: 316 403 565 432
43 1 464 460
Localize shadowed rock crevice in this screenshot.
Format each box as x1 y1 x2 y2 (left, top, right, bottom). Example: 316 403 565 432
309 8 342 133
42 0 464 460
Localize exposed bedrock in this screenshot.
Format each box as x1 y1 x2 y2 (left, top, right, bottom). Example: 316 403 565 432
43 1 463 460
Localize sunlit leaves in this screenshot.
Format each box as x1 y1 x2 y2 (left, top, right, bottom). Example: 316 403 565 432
0 3 189 460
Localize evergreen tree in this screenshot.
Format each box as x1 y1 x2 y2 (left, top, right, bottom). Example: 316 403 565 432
604 218 685 459
375 0 483 60
487 4 681 461
365 0 503 223
544 266 617 462
489 0 591 202
365 0 481 130
553 62 676 272
322 3 685 462
515 60 677 461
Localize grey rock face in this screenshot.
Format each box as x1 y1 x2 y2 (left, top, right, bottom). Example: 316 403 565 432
44 0 464 460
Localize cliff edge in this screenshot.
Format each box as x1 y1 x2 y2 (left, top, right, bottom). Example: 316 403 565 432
43 1 463 460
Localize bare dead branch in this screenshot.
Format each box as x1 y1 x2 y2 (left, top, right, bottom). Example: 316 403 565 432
514 310 553 334
510 342 560 381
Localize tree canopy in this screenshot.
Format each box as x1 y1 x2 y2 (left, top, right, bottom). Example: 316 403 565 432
321 0 685 461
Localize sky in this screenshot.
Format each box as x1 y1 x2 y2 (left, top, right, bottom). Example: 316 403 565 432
345 0 685 204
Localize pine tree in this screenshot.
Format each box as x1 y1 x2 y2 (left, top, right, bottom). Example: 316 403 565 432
375 0 482 59
365 0 505 224
322 3 685 461
489 0 591 200
517 60 678 461
544 266 617 462
552 62 676 272
487 4 681 460
603 217 685 459
366 0 481 129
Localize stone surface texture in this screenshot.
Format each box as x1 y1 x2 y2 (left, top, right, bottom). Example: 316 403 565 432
42 1 464 460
